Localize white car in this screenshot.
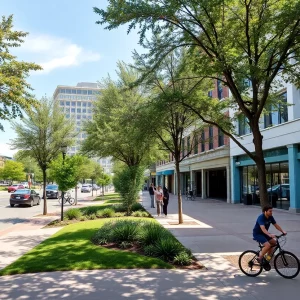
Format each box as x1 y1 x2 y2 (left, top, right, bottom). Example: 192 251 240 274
20 182 29 188
81 184 92 193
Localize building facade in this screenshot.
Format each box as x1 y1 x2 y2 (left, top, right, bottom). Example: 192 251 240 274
230 82 300 212
53 82 113 174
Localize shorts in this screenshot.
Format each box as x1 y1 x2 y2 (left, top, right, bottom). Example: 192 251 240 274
253 234 273 244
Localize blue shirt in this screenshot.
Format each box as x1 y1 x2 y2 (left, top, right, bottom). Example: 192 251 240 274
253 214 276 236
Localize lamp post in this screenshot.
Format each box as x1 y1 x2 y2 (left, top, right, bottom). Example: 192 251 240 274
60 145 68 222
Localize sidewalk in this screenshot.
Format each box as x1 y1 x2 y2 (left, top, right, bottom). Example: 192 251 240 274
0 192 299 299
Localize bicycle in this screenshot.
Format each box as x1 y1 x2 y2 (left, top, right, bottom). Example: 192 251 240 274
239 234 300 279
58 191 75 206
185 189 196 201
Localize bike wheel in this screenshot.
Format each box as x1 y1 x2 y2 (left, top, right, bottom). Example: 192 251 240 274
68 197 75 205
274 251 300 279
58 196 66 205
239 250 263 277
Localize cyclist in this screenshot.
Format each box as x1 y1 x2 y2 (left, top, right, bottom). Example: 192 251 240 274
253 205 286 264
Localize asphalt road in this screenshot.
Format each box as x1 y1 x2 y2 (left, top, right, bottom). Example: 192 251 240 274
0 188 97 232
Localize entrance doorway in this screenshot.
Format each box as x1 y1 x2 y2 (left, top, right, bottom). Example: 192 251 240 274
208 169 227 200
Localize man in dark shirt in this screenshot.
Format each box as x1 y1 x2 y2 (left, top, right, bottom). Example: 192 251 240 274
253 205 286 264
148 183 155 208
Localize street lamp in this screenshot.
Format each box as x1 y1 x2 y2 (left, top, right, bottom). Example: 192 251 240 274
60 145 68 221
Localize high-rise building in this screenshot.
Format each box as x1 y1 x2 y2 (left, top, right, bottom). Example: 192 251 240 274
53 82 113 174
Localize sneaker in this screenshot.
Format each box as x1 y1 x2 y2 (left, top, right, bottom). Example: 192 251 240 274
256 257 263 265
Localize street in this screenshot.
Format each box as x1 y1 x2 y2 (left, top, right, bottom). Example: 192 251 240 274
0 188 101 232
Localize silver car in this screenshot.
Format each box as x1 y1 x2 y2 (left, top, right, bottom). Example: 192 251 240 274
81 184 92 193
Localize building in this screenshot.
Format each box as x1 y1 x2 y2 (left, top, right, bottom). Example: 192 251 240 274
230 82 300 212
53 82 113 174
156 79 231 201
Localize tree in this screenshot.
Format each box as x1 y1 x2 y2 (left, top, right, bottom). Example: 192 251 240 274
89 160 104 196
10 97 75 215
81 62 160 210
0 15 42 131
97 173 112 196
14 150 43 183
139 53 203 223
95 0 300 207
0 160 25 183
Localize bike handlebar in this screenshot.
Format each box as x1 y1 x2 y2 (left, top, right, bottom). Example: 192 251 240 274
275 233 287 239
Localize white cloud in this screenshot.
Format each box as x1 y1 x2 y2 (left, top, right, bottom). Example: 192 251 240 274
20 34 101 74
0 143 17 158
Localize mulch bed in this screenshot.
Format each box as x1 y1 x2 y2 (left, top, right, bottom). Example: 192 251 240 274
101 242 204 270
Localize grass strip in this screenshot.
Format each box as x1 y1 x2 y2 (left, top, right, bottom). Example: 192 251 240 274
0 219 172 276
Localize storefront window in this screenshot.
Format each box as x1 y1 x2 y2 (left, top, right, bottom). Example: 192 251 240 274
241 162 289 210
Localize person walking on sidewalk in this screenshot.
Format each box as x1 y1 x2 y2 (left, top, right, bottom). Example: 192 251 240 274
154 185 163 217
148 183 155 208
253 205 286 264
162 186 169 217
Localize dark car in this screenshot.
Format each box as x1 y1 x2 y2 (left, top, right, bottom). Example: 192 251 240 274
10 189 41 207
46 184 59 199
7 184 25 193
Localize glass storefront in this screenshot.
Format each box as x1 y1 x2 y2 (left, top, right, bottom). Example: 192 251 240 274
241 162 289 210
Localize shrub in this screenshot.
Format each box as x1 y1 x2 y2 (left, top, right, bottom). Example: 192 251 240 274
173 252 192 266
113 204 126 212
80 216 88 221
119 241 132 249
97 208 115 218
139 223 168 246
91 223 113 245
82 206 99 216
131 202 144 212
143 244 157 257
88 213 97 220
131 211 142 217
153 237 184 262
64 208 82 220
110 220 140 243
140 211 149 218
114 212 126 217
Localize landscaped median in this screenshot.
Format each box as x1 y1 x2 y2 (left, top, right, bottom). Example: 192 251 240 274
0 194 203 276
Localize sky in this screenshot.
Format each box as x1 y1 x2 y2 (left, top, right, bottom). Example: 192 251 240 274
0 0 144 157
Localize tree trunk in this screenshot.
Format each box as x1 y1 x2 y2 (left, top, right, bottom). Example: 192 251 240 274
175 161 183 224
252 123 269 208
42 168 47 215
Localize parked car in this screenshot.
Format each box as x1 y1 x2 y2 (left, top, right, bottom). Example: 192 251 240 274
20 182 29 188
81 184 92 193
45 184 60 199
267 184 290 199
10 189 40 207
7 184 25 193
92 184 100 191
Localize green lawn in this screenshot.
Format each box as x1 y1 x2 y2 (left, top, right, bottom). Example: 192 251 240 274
0 219 172 276
94 193 121 202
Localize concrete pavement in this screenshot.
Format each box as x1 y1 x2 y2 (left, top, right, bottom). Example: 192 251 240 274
0 192 299 299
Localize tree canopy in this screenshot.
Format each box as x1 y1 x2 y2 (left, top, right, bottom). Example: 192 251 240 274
0 160 25 182
10 97 75 214
0 15 42 131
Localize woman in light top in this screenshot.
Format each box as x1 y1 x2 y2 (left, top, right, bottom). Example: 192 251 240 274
154 185 163 217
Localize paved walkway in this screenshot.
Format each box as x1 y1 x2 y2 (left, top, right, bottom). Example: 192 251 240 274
0 192 299 299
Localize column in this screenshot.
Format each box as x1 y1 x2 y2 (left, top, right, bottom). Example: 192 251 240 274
287 145 300 213
231 157 241 204
226 165 231 203
201 169 206 199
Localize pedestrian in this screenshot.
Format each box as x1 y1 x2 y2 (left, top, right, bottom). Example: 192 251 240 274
148 183 155 208
162 186 169 217
154 185 163 217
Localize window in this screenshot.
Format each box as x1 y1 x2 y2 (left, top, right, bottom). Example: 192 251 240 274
77 115 81 119
238 115 251 136
77 101 81 107
82 102 87 107
264 92 288 127
217 79 223 100
82 115 87 119
82 90 87 95
60 101 64 106
77 108 81 113
87 115 92 120
209 126 213 150
88 90 93 95
82 108 86 113
66 114 70 119
60 89 66 93
71 108 75 113
201 131 205 152
77 90 82 94
72 89 77 94
208 90 213 97
87 102 92 107
66 89 71 94
218 128 224 147
88 109 92 113
71 101 76 107
194 135 198 154
66 101 70 106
